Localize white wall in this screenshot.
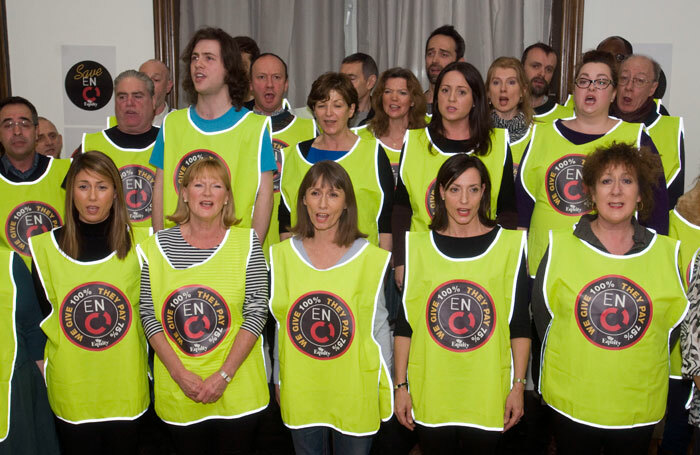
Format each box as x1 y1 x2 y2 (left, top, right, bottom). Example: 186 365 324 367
6 0 154 155
583 0 699 190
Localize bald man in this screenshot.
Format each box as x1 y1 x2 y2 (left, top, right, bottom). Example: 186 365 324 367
138 59 174 126
36 117 63 158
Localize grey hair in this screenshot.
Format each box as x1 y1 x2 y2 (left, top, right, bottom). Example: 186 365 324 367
622 54 661 82
114 70 155 97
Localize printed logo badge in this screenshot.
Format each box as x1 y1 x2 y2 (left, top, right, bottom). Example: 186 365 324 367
545 154 591 215
287 291 355 359
426 280 496 352
6 201 62 256
120 165 155 221
425 179 437 219
64 60 113 110
163 286 230 356
576 275 652 349
173 150 229 192
272 138 289 193
61 283 131 350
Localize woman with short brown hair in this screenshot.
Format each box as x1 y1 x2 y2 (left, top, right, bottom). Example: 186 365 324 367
271 161 392 455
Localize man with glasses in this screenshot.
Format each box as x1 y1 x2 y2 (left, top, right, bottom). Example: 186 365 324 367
613 57 689 455
611 55 684 207
597 36 668 109
0 96 70 264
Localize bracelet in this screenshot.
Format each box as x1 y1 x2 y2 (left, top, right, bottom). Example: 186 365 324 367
394 382 409 390
513 378 527 386
218 370 232 383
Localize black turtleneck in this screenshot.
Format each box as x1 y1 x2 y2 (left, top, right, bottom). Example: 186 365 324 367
31 217 114 316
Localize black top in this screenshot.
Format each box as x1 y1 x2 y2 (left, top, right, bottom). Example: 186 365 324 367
278 138 395 234
103 125 160 149
32 217 114 317
392 131 517 267
533 96 560 116
393 227 531 339
270 110 297 133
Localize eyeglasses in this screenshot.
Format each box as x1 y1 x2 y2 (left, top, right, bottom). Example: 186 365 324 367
1 119 35 130
574 78 613 90
619 76 652 88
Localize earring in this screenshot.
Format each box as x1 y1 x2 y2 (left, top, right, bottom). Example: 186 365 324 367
224 201 228 205
183 199 188 203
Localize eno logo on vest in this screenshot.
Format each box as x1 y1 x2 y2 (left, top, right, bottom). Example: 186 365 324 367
425 179 438 219
575 275 652 349
287 291 355 360
272 138 289 193
119 165 155 221
545 154 591 216
173 150 230 193
6 201 62 256
163 285 231 356
427 280 496 352
60 282 131 351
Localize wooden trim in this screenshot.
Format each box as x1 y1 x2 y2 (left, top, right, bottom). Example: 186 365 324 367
550 0 585 104
153 0 179 107
0 0 11 99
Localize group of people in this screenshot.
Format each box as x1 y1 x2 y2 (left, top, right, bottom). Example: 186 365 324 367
0 21 697 455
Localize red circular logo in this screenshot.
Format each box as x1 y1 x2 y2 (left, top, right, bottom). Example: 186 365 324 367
5 201 62 256
173 150 230 193
424 178 437 219
60 282 131 350
426 280 496 352
119 165 155 221
545 154 591 216
163 286 231 356
575 275 652 349
287 291 355 360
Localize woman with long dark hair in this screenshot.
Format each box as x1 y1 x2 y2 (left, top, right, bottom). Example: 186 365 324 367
30 151 150 455
393 61 517 288
394 154 529 454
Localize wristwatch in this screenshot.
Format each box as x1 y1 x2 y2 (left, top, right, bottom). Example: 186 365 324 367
218 370 232 383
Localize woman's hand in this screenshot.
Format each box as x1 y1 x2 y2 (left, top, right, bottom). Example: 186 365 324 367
394 387 415 430
394 265 405 290
503 383 525 432
275 384 281 405
196 371 229 404
173 368 204 402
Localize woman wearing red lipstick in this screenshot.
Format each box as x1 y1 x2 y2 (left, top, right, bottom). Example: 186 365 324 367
393 154 530 454
138 158 269 454
29 151 149 455
532 142 686 454
270 161 392 455
392 61 517 289
486 57 534 174
516 50 669 280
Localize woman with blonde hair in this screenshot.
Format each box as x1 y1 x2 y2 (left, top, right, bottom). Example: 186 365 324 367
486 57 534 172
138 157 269 454
30 151 150 454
